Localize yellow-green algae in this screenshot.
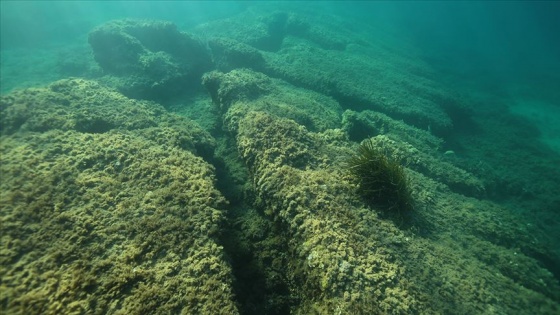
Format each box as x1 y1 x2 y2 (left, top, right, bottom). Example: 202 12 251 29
0 79 239 314
203 69 342 132
206 68 560 314
2 7 559 314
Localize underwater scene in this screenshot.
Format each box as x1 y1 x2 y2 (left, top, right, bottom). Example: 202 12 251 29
1 1 559 314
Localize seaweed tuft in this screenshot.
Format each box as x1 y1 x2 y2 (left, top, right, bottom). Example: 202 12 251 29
347 138 413 212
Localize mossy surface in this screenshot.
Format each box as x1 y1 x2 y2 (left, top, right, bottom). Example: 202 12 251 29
203 68 342 132
205 68 560 314
1 6 559 315
0 78 215 157
89 19 212 103
195 7 455 132
0 79 239 315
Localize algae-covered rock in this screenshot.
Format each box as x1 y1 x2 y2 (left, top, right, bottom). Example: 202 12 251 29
195 8 455 133
89 19 212 103
207 38 266 72
0 78 215 157
235 111 417 313
202 64 559 313
342 110 486 197
366 135 485 197
0 79 239 314
263 36 454 132
194 9 289 53
226 109 559 314
342 109 443 151
3 8 559 315
203 68 342 132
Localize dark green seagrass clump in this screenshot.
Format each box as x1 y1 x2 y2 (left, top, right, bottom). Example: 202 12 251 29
347 139 413 212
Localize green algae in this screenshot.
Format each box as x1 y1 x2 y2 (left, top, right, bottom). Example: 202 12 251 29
1 6 559 315
346 138 413 212
205 66 560 314
0 79 239 315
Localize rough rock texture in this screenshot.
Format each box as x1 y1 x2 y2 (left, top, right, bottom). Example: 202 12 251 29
207 38 266 73
341 109 443 151
2 7 559 315
195 8 456 133
233 111 417 313
0 79 239 315
89 19 212 103
0 78 215 158
204 68 560 314
203 68 342 132
366 135 485 197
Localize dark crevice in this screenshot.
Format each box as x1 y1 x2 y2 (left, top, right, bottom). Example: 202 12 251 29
211 136 295 315
219 207 294 315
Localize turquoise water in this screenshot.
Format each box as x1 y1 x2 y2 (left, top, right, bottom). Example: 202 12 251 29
1 1 559 314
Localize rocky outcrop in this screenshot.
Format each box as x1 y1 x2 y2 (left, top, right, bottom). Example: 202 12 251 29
0 79 239 314
89 19 212 103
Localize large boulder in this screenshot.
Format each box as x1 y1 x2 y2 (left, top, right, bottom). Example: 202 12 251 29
89 19 212 103
0 79 239 314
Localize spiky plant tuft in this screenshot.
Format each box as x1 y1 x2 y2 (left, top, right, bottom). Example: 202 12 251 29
347 139 413 212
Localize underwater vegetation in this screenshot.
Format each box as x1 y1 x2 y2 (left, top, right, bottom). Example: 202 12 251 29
347 138 413 212
2 4 560 314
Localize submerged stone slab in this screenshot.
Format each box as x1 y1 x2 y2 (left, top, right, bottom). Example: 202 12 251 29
89 19 212 103
204 64 559 313
227 109 559 314
196 8 456 133
0 78 215 157
0 80 239 314
203 68 342 132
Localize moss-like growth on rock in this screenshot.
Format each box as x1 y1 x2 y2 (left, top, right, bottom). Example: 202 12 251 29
88 19 212 103
0 79 239 314
347 138 413 212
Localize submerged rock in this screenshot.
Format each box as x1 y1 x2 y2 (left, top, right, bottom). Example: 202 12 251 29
2 7 559 314
196 9 456 133
89 19 212 103
203 68 342 132
0 79 239 314
204 64 560 313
